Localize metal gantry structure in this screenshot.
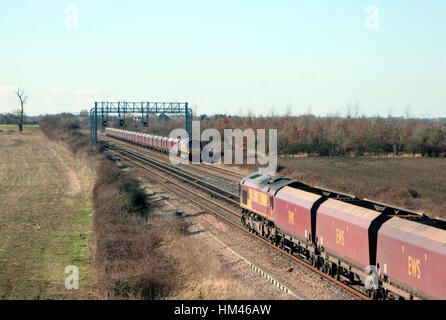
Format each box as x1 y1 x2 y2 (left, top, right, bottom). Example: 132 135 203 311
89 101 192 143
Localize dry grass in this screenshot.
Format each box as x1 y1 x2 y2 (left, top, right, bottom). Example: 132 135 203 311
0 129 96 299
278 157 446 218
38 116 278 300
39 116 193 300
91 160 178 300
40 116 171 300
159 220 261 300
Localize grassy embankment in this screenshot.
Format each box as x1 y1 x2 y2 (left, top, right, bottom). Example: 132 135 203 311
40 116 262 300
39 116 176 299
0 122 169 299
0 125 95 299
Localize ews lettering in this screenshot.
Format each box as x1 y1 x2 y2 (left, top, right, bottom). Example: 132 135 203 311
336 228 345 247
249 190 268 207
408 256 421 279
288 211 294 225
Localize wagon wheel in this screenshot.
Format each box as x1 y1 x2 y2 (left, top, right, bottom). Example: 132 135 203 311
279 239 284 250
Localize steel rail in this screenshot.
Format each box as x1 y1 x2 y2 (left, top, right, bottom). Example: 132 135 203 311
199 162 245 179
105 147 370 301
100 136 241 187
102 141 241 205
105 147 242 219
101 133 245 183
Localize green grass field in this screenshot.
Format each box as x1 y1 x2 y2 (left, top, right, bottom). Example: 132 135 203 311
0 129 97 299
278 156 446 218
0 124 40 133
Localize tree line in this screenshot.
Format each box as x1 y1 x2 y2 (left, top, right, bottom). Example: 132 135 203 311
199 114 446 157
77 109 446 158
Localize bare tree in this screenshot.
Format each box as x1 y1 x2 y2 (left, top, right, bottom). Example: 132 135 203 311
15 87 28 132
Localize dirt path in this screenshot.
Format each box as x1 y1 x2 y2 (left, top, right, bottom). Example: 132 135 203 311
0 130 97 299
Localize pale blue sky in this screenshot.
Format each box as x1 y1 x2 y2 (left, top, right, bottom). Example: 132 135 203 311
0 1 445 117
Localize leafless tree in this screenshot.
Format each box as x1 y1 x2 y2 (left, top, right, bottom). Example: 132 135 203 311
15 87 27 132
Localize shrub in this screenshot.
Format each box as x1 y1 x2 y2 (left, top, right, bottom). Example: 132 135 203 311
39 115 181 300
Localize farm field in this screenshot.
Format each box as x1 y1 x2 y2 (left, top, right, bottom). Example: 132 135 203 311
278 157 446 218
0 127 97 299
0 124 40 133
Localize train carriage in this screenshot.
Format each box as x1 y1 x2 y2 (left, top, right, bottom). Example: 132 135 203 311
274 186 322 244
106 129 197 158
377 217 446 300
153 136 161 150
146 134 152 148
161 137 169 153
166 137 174 150
178 139 188 156
171 138 180 155
157 136 163 150
315 199 382 270
139 133 144 146
166 138 179 154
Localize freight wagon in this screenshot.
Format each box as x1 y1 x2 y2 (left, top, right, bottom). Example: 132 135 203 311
240 172 446 300
105 128 201 161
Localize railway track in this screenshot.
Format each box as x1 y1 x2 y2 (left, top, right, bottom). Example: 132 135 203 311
199 161 245 179
99 133 244 185
100 140 240 205
100 138 370 300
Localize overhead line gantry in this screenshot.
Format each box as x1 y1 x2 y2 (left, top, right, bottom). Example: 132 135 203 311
89 101 192 143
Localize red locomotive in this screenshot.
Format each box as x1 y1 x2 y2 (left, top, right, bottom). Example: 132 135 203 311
240 172 446 300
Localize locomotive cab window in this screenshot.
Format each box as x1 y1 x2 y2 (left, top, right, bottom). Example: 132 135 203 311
242 190 248 205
